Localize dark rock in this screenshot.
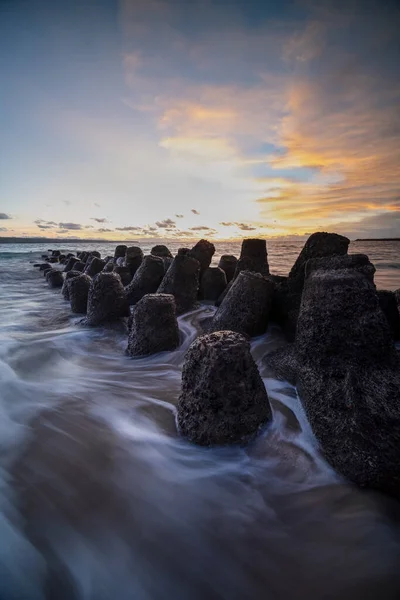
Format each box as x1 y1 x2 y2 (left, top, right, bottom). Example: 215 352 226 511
157 248 200 315
125 255 165 305
289 265 400 498
305 253 375 283
127 293 180 357
91 251 101 259
177 331 271 446
189 239 215 275
114 245 127 260
200 267 227 302
39 263 51 271
125 246 143 277
210 271 275 337
69 274 91 314
215 280 233 307
84 257 106 277
49 256 59 263
218 255 237 283
73 261 85 272
151 244 173 259
163 256 173 273
113 265 132 286
47 270 64 289
80 252 89 263
116 257 125 267
61 270 81 300
234 239 269 279
378 290 400 341
103 259 115 272
395 288 400 306
86 272 130 325
52 250 61 257
33 263 41 267
64 257 79 273
66 253 75 259
43 267 52 278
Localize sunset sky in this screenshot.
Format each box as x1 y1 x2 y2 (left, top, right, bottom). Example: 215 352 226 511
1 0 399 240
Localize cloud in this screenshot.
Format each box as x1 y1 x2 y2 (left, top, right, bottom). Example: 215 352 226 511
115 226 142 231
58 222 83 230
156 219 176 228
0 227 8 232
57 229 69 234
37 225 53 230
96 228 114 233
175 214 184 218
91 217 109 223
220 222 234 227
0 213 11 219
191 209 200 215
220 221 256 230
189 226 217 232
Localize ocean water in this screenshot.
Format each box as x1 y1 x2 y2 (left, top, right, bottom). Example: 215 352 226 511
1 239 400 599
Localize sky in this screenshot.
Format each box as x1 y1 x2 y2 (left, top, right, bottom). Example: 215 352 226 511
1 0 399 241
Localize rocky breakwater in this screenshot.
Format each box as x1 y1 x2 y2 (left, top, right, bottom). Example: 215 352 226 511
177 331 271 446
85 272 130 325
157 249 200 315
268 253 400 499
125 255 165 306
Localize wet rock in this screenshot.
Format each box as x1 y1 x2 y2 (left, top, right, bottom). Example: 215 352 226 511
189 239 215 275
73 261 85 272
288 265 400 498
52 250 61 257
218 255 237 283
210 271 275 337
64 257 79 273
103 259 115 272
378 290 400 341
113 265 132 286
125 255 165 305
200 267 227 302
125 246 144 278
61 270 81 300
47 270 64 289
151 244 173 259
69 274 91 314
116 257 125 267
163 256 173 273
43 267 52 278
157 248 200 315
91 251 101 259
395 288 400 306
39 263 51 271
177 331 271 446
84 257 106 277
127 294 180 357
114 245 127 260
49 256 59 263
234 239 269 279
305 253 375 282
66 253 75 259
86 272 130 325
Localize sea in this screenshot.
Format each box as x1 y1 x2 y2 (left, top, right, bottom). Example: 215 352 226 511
1 239 400 600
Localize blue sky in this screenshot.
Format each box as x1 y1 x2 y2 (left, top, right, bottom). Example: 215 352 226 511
1 0 399 240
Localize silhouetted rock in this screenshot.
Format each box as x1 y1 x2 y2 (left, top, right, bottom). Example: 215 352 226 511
127 294 180 357
47 270 64 289
86 272 130 325
114 245 127 260
113 265 132 286
39 263 51 271
80 252 89 263
64 257 79 273
218 255 237 283
163 256 173 273
378 290 400 341
52 250 61 257
73 261 85 272
125 246 143 277
91 251 101 259
69 274 91 314
61 270 81 300
211 271 274 337
66 253 75 259
200 267 227 302
151 244 173 259
43 267 52 277
125 255 165 306
103 260 115 272
189 239 215 275
234 239 269 279
84 257 106 277
49 256 59 263
157 248 200 314
177 331 271 446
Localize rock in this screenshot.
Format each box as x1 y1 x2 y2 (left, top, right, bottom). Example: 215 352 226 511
125 255 165 305
69 274 91 314
200 267 227 302
47 270 64 289
210 271 275 337
151 244 173 259
127 294 180 357
395 288 400 306
84 257 106 277
39 263 51 271
49 256 59 263
66 253 75 259
103 259 115 272
61 270 81 300
113 265 132 286
218 255 237 283
52 250 61 257
64 257 79 273
91 251 101 259
157 248 200 315
189 239 215 275
378 290 400 341
163 256 173 273
43 267 52 278
114 245 127 260
177 331 271 446
289 265 400 498
234 239 269 279
73 261 85 272
86 272 130 325
305 253 375 282
125 246 143 278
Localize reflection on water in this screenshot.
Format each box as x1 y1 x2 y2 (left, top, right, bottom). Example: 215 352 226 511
0 243 400 599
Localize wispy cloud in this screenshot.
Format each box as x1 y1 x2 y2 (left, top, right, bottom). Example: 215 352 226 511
0 213 11 220
191 209 200 215
155 218 176 228
91 217 109 223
